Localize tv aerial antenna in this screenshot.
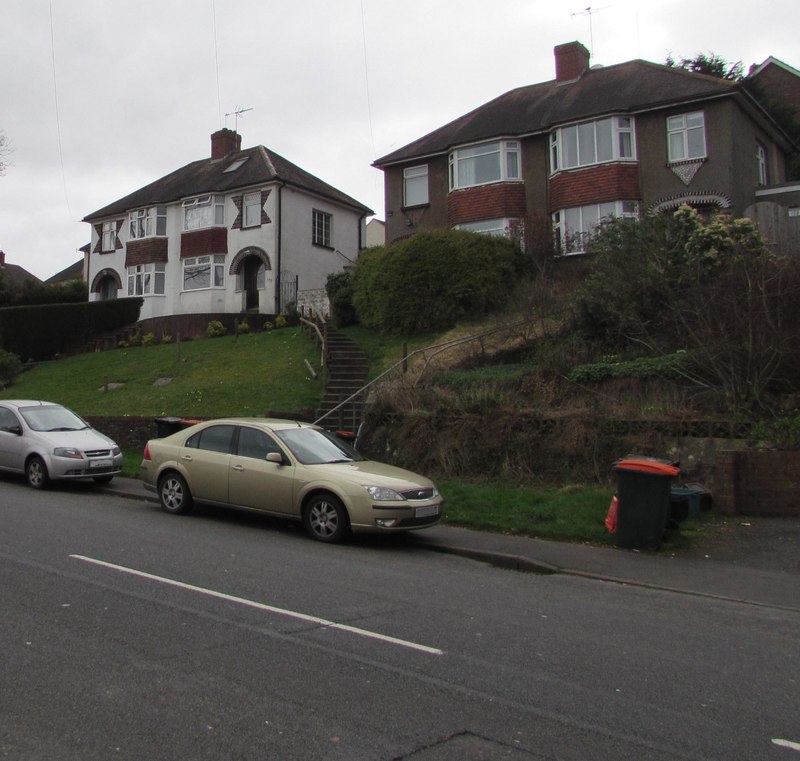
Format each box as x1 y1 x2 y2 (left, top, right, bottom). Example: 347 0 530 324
224 106 253 131
570 6 610 57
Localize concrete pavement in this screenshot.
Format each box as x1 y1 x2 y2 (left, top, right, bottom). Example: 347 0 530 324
100 477 800 613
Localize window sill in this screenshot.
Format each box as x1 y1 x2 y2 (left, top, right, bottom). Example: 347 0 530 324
312 243 334 251
401 203 430 211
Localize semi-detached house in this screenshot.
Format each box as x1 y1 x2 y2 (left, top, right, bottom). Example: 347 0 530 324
374 42 799 252
83 129 372 332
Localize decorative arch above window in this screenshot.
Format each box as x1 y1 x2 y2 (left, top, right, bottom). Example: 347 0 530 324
648 192 732 215
229 246 272 275
90 268 122 293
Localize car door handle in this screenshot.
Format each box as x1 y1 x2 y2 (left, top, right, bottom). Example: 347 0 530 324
232 464 244 471
180 455 193 461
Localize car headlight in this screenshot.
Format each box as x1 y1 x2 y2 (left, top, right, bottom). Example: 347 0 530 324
364 485 405 501
112 446 121 456
54 447 83 459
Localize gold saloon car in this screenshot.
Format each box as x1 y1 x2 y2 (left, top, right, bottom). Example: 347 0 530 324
140 418 443 542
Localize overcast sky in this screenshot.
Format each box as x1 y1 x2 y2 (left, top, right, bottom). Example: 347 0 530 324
0 0 797 280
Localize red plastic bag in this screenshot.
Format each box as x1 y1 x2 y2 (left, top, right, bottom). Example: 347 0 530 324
604 495 618 533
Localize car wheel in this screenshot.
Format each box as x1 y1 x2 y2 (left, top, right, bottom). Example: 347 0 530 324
304 493 350 543
158 472 194 515
26 456 50 490
93 475 114 485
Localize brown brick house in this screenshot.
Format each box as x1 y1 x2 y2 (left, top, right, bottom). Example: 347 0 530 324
374 42 799 252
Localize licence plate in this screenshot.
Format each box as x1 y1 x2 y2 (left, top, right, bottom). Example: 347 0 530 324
415 505 439 518
89 459 113 469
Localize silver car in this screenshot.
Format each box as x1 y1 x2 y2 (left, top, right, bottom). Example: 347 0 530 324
0 400 123 489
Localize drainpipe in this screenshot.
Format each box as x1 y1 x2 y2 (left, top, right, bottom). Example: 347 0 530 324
274 182 284 313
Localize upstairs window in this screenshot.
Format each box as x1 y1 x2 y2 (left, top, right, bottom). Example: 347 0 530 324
312 209 332 247
756 142 769 186
550 116 635 172
449 140 520 190
129 206 166 239
101 220 118 252
403 165 429 207
667 111 706 162
183 195 225 231
243 192 262 228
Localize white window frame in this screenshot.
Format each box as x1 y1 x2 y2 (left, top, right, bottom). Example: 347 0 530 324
756 143 769 186
182 254 225 291
243 191 262 228
312 209 332 247
129 206 167 240
449 140 520 190
552 201 639 255
183 195 225 231
126 262 165 296
101 220 117 252
455 218 513 237
403 165 429 207
550 116 636 173
667 111 706 162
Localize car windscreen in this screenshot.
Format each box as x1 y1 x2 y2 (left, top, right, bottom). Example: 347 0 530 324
275 428 366 465
19 405 89 432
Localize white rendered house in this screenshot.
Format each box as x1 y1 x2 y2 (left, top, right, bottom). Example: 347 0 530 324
84 129 371 327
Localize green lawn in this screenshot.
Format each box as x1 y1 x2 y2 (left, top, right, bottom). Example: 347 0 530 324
3 328 323 417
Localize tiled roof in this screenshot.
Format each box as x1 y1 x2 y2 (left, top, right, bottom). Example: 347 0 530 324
374 60 739 166
44 259 84 284
84 145 372 221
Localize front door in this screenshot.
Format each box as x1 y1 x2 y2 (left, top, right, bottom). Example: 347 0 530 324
243 257 262 311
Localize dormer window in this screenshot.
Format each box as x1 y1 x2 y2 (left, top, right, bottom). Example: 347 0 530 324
224 157 249 173
449 140 520 190
129 206 166 239
183 195 225 231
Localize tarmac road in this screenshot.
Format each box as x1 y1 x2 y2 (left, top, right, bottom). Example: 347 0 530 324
100 477 800 613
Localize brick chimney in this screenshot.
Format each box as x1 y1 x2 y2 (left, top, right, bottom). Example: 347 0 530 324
210 128 242 160
554 42 590 82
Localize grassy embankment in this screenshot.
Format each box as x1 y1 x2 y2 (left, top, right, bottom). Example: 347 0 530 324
3 326 701 548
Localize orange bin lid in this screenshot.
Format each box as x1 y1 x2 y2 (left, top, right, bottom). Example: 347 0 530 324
614 458 680 477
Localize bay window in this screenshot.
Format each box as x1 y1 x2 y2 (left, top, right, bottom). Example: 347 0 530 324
183 195 225 231
553 201 638 254
129 206 166 239
550 116 635 172
183 255 225 290
449 140 520 190
455 218 513 237
127 262 165 296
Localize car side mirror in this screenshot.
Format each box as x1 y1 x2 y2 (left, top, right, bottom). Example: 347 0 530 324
2 425 22 435
266 452 283 465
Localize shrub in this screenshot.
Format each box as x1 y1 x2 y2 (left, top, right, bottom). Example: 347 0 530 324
275 315 288 329
141 332 157 347
128 328 143 347
207 320 227 338
160 330 173 344
0 349 23 388
237 319 250 334
352 230 525 335
326 270 357 327
262 321 274 332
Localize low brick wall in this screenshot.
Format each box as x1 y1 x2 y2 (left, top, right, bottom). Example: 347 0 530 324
86 416 161 454
715 450 800 516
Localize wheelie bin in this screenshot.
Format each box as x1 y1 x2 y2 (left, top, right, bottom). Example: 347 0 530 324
612 457 680 550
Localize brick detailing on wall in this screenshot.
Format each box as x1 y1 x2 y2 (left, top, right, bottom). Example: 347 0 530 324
92 220 124 254
125 237 169 267
447 183 527 226
549 164 640 211
231 189 272 230
714 450 800 516
180 227 229 258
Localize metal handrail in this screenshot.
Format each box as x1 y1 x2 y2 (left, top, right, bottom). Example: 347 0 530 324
313 319 534 427
299 316 326 368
